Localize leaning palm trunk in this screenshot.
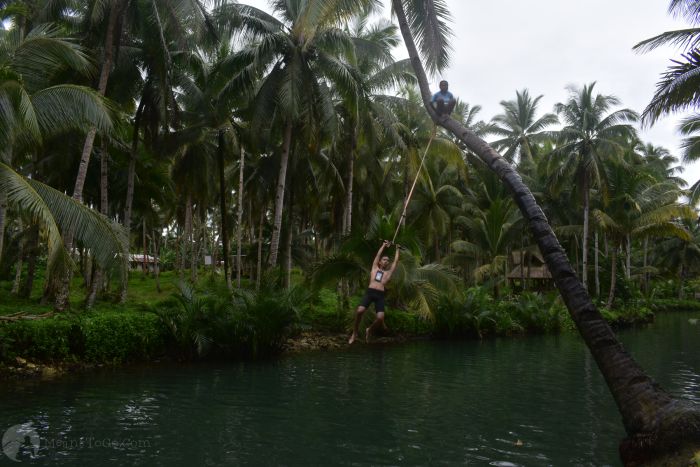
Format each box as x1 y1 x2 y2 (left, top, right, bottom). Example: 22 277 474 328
269 122 293 267
392 0 700 461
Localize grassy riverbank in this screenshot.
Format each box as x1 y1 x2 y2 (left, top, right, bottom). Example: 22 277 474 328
1 271 698 379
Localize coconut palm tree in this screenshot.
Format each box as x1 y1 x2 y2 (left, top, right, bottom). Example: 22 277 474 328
593 160 693 307
654 216 700 299
487 88 558 165
0 22 113 270
451 170 522 297
0 162 127 287
553 82 638 288
224 0 378 267
390 0 700 461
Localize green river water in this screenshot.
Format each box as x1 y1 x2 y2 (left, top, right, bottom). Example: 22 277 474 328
1 311 699 466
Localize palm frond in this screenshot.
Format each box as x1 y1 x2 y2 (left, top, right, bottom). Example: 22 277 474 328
398 0 452 74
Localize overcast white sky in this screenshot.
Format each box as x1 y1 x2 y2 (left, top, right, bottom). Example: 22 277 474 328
242 0 699 186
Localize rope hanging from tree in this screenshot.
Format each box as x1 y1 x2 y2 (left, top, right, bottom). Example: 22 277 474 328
391 124 438 245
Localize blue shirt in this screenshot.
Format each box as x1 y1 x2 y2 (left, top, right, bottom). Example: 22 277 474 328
431 90 454 103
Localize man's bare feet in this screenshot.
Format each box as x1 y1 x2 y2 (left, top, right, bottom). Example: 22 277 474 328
348 333 357 344
365 327 371 343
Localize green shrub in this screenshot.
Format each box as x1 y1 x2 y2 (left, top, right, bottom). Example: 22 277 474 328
504 292 566 333
81 312 165 363
434 287 496 338
0 311 166 364
301 288 349 332
155 282 303 359
599 305 654 327
384 309 433 335
0 317 76 362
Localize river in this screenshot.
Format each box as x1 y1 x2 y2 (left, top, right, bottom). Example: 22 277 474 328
1 311 699 465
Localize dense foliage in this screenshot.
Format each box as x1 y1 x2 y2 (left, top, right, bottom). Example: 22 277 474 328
0 0 698 339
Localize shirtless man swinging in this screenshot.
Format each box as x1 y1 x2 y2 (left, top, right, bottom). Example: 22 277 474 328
348 240 401 344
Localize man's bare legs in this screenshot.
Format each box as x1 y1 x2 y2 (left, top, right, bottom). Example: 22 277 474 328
349 306 366 344
365 312 385 342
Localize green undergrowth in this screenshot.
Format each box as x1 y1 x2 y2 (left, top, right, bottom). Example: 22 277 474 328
1 275 692 370
0 311 165 364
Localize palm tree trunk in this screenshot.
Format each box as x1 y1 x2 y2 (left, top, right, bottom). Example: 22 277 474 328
256 207 264 291
0 189 6 267
343 125 357 236
142 217 148 275
11 220 23 294
120 99 145 302
643 236 649 295
520 235 525 289
183 195 192 279
236 146 245 288
595 230 600 298
55 1 124 312
269 121 293 267
607 247 617 309
19 224 38 298
152 228 160 293
87 146 110 308
391 0 700 460
284 171 295 289
625 234 632 280
217 129 232 289
190 207 198 283
72 1 124 204
582 177 590 288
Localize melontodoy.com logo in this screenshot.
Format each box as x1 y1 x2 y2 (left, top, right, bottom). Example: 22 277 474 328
2 423 40 462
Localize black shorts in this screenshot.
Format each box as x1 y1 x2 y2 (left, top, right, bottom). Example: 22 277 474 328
359 288 385 312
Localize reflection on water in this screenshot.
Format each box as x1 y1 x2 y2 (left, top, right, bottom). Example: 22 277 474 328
1 312 698 466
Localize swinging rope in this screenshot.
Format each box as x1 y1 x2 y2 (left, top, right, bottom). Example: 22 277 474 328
391 125 438 245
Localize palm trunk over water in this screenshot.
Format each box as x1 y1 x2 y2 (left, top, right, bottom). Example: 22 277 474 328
269 122 293 267
391 0 700 461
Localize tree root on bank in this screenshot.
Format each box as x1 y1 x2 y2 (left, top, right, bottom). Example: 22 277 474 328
0 311 53 321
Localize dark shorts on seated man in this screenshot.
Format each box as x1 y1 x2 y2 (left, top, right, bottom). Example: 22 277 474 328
360 288 385 312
